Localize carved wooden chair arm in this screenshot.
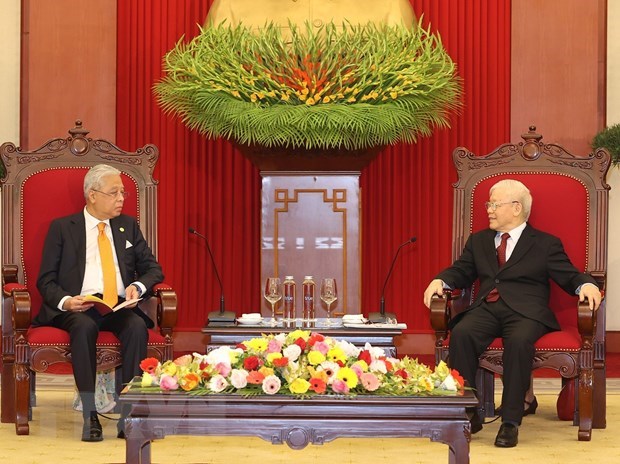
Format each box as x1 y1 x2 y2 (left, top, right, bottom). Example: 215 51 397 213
152 283 178 334
2 264 32 332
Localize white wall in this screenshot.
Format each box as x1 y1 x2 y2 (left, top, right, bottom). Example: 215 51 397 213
0 0 20 144
605 0 620 330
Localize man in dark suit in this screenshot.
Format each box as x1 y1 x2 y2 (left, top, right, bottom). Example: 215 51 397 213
35 164 164 442
423 179 601 448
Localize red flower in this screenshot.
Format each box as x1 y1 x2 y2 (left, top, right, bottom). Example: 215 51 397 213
451 369 465 388
294 337 307 351
272 357 289 367
243 356 261 370
199 360 209 370
308 333 325 347
139 357 159 374
236 343 248 351
394 368 408 380
358 350 372 365
309 377 327 394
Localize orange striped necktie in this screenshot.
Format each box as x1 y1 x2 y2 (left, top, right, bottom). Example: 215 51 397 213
97 222 118 308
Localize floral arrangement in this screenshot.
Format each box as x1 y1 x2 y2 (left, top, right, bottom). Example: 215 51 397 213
154 20 462 150
136 331 464 397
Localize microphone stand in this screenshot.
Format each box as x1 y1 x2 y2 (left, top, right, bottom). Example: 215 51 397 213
368 237 417 323
189 228 237 325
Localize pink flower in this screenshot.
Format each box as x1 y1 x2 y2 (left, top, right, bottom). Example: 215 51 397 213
173 354 193 367
331 379 349 394
313 341 329 355
267 339 283 353
262 375 282 395
209 374 229 393
360 372 380 391
215 362 231 377
351 363 364 378
160 374 179 391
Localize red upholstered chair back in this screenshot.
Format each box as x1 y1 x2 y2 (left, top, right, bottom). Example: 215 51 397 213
1 121 160 320
470 174 588 330
447 126 609 343
21 168 139 317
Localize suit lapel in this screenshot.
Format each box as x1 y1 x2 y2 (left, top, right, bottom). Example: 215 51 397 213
68 213 87 286
482 229 500 272
501 223 536 271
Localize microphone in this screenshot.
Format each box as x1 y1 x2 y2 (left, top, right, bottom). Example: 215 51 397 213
368 236 417 324
189 227 236 324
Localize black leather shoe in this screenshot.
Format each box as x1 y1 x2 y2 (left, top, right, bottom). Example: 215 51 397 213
117 429 126 439
494 423 518 447
82 415 103 442
117 418 126 439
470 411 483 434
496 396 538 417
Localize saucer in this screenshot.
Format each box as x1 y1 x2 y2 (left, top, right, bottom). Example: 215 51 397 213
237 317 263 326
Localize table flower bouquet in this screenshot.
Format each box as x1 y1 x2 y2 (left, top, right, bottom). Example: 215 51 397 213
136 331 465 396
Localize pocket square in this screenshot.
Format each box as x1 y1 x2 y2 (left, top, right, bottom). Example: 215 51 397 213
125 240 133 249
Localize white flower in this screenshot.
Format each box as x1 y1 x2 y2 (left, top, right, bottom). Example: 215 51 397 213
230 369 249 389
336 339 361 358
209 374 229 393
369 360 388 374
205 346 242 369
262 375 282 395
317 361 340 384
363 342 386 362
439 374 458 392
283 344 302 361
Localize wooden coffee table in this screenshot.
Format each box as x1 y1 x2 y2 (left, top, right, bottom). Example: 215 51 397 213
118 385 478 464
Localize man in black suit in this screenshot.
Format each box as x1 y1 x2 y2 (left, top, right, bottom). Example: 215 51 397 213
423 179 601 448
35 164 164 442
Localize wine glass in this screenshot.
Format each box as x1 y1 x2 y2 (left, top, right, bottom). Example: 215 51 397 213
320 278 338 327
264 277 282 327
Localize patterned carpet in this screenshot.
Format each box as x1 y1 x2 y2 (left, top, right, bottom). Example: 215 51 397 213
0 374 618 464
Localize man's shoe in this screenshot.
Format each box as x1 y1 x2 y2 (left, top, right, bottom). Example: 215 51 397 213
117 418 126 439
470 411 483 434
494 423 518 448
117 429 126 439
81 415 103 442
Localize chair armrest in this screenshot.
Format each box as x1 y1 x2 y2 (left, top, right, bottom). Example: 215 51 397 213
152 283 178 334
2 264 32 333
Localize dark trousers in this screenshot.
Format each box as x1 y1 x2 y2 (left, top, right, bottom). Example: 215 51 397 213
448 298 549 425
50 305 148 419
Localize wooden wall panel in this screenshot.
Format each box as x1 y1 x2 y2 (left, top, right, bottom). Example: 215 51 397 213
21 0 116 149
510 0 606 153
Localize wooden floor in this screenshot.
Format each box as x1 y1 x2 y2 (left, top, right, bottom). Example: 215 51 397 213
0 375 619 463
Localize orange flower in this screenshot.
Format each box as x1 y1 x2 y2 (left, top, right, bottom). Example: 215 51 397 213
139 357 159 374
309 377 327 394
247 370 265 384
272 357 289 368
180 372 200 391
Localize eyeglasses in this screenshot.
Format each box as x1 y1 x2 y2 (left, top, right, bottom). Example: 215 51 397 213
485 200 518 211
92 189 129 200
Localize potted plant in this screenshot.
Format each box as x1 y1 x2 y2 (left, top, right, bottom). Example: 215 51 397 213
592 123 620 166
154 20 462 156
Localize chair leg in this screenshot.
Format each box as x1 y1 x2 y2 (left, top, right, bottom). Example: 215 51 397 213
577 369 594 441
1 358 16 423
14 361 31 435
592 363 606 429
476 368 495 418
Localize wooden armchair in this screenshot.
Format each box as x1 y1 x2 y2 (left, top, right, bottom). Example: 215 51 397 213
1 121 178 435
430 127 610 441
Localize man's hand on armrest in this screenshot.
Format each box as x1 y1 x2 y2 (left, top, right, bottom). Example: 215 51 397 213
423 279 446 308
578 283 602 311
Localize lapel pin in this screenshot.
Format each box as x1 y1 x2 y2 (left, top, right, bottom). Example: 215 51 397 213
119 227 125 232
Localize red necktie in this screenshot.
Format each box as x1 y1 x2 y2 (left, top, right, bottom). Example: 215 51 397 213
486 233 510 302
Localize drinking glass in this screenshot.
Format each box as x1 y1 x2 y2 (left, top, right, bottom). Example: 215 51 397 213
264 277 282 327
320 278 338 327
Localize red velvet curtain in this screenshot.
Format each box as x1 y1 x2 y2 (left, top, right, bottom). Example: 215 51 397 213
116 0 510 333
